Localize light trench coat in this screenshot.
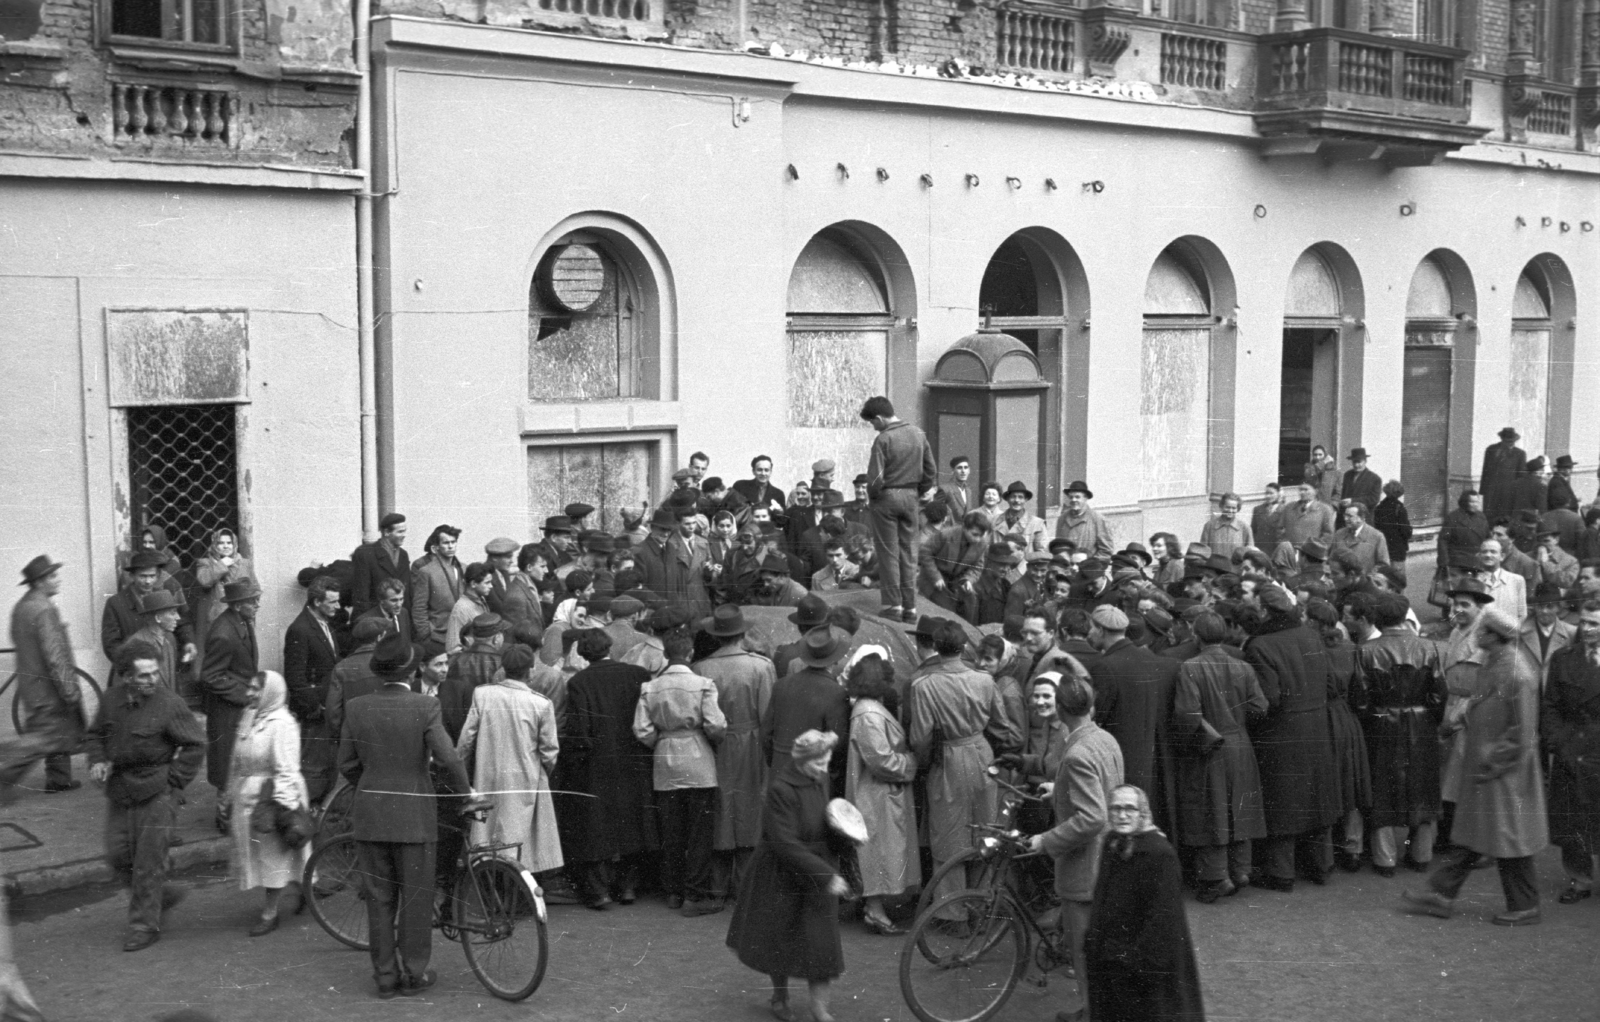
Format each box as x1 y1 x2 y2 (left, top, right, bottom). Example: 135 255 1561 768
456 678 564 874
1451 641 1549 859
845 698 919 898
229 675 311 890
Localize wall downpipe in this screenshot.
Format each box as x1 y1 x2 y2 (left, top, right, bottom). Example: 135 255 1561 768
355 0 379 542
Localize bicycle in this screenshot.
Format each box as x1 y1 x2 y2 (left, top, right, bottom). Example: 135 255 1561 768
0 649 103 736
303 801 550 1001
899 823 1074 1022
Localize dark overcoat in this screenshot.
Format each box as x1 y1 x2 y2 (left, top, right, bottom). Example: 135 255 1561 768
1171 646 1267 848
1354 628 1446 828
762 667 851 795
724 760 845 982
200 607 257 790
282 606 348 800
1322 639 1371 814
337 685 469 842
1243 612 1342 837
349 539 411 618
1543 644 1600 850
1084 830 1205 1022
1091 640 1181 836
1480 440 1526 516
554 658 657 862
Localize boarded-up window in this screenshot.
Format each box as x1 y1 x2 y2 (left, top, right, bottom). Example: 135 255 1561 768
1510 270 1551 458
529 243 641 402
527 441 655 536
1401 346 1452 523
786 230 890 479
1141 247 1211 500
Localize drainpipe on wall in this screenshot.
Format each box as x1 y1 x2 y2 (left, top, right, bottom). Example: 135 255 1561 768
355 0 379 542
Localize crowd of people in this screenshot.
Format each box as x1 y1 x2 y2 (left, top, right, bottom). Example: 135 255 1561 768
6 400 1600 1017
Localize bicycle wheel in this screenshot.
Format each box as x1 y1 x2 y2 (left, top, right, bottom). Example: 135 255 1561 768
315 782 357 846
304 833 371 950
9 670 100 736
899 889 1028 1022
912 848 1005 963
455 858 548 1002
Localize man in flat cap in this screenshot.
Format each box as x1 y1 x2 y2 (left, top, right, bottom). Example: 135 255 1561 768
5 556 85 794
482 537 521 619
351 512 410 618
445 563 495 657
809 459 844 508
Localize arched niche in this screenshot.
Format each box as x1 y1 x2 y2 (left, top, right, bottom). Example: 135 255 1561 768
1140 236 1237 502
1511 254 1577 460
972 227 1091 507
784 221 918 483
1401 249 1477 524
1277 243 1365 485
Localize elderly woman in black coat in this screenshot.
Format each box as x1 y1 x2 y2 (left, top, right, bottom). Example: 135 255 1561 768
1085 784 1205 1022
725 729 851 1022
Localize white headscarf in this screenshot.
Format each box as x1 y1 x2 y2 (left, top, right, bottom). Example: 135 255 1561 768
237 670 290 739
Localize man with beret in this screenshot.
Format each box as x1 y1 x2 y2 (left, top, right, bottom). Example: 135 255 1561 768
1085 604 1181 835
283 575 350 801
1055 480 1115 559
1513 455 1553 515
103 551 194 667
861 396 939 624
126 589 187 696
351 512 410 618
325 616 393 740
443 563 494 657
411 525 463 647
6 555 86 795
201 580 261 804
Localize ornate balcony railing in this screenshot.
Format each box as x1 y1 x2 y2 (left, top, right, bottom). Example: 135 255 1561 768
1161 32 1226 91
111 83 236 145
996 4 1079 77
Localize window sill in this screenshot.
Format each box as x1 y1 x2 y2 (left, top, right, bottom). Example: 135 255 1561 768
0 39 65 60
519 400 680 435
106 43 241 72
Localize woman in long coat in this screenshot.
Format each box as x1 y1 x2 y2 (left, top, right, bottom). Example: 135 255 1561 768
1404 611 1547 925
726 729 851 1022
194 528 253 656
229 670 311 936
1305 600 1372 872
456 651 564 876
844 657 917 934
1171 613 1267 902
1084 785 1205 1022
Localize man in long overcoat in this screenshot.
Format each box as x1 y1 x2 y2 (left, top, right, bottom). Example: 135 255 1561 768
5 556 86 793
762 626 852 790
1542 600 1600 905
1172 612 1268 901
1086 604 1181 836
283 575 349 802
693 605 775 900
634 508 712 620
200 580 260 798
554 629 657 910
1242 588 1341 890
349 512 410 618
1338 448 1383 518
1481 427 1527 517
1355 593 1446 876
906 618 1020 914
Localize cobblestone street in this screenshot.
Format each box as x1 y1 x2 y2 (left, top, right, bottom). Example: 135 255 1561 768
12 846 1600 1022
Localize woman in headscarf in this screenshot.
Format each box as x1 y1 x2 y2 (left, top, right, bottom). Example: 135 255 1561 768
228 671 310 936
726 729 851 1022
1083 784 1205 1022
194 528 254 654
844 656 917 935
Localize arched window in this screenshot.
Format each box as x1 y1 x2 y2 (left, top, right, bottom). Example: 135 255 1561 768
1510 267 1553 458
1401 255 1462 523
1279 248 1343 484
528 233 658 402
1141 247 1212 500
786 227 897 476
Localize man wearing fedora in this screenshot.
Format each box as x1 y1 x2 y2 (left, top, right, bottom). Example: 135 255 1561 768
1481 427 1528 518
1329 502 1391 577
1338 448 1383 521
127 589 187 697
860 395 939 624
762 625 851 794
1522 582 1576 686
1549 454 1581 513
200 579 260 806
1055 480 1115 559
996 480 1048 554
102 550 194 669
1436 576 1493 852
5 555 86 794
534 515 579 574
1513 456 1553 516
337 636 474 998
350 512 410 619
636 507 713 620
1199 492 1253 560
694 604 777 900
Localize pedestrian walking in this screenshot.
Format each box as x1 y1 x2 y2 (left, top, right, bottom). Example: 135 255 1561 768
336 640 474 998
843 655 918 934
1543 599 1600 904
201 579 261 819
227 670 311 937
86 640 205 952
725 729 852 1022
860 395 938 623
4 555 86 795
1404 609 1548 926
633 627 728 916
1084 785 1206 1022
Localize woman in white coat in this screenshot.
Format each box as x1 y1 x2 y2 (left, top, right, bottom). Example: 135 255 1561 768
456 644 564 876
844 654 918 935
229 670 311 936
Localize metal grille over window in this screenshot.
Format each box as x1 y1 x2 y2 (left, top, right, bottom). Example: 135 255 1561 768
128 404 240 567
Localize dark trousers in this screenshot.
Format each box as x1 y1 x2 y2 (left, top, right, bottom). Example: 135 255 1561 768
1430 851 1539 912
1560 840 1594 882
714 847 754 900
658 787 718 902
105 791 176 934
1194 840 1253 884
1264 829 1333 881
357 839 437 990
868 489 920 611
0 714 78 791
